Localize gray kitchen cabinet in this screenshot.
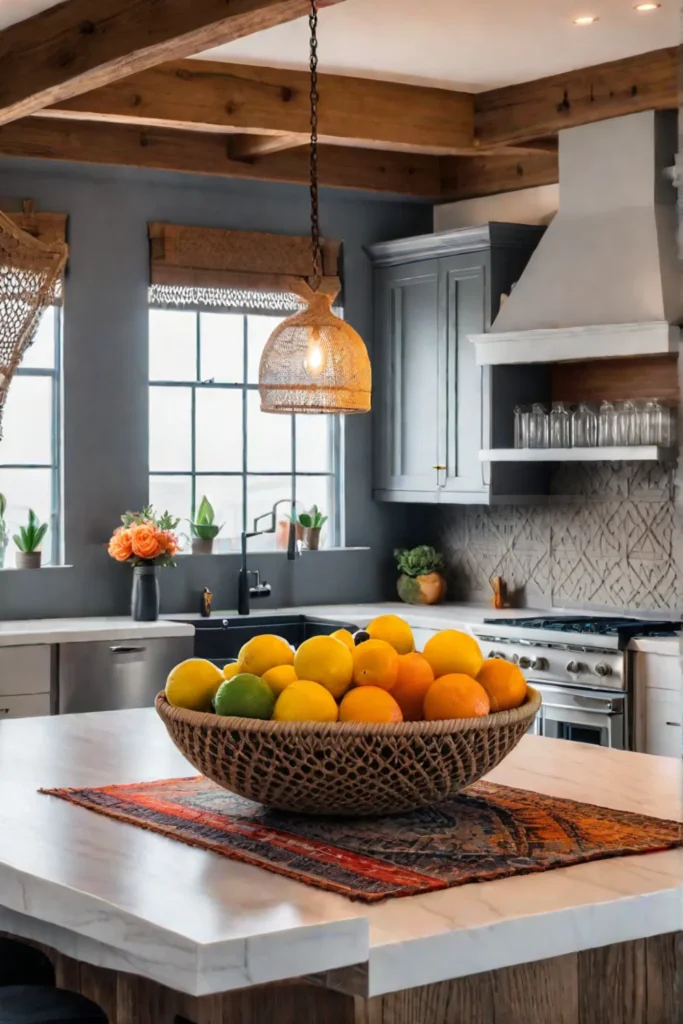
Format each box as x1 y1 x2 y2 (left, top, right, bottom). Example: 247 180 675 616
367 224 545 504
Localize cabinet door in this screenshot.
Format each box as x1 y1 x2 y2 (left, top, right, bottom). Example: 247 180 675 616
0 645 52 697
374 262 440 500
644 686 682 757
437 253 489 500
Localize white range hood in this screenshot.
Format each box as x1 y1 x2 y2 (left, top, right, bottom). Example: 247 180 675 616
471 111 682 366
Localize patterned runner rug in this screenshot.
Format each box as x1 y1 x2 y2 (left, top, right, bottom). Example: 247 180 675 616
41 777 683 902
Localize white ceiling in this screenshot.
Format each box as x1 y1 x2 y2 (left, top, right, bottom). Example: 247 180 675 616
0 0 677 91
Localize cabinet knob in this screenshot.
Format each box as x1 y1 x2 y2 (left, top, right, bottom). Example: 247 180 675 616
432 465 446 471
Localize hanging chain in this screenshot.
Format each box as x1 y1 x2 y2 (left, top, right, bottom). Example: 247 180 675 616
308 0 322 287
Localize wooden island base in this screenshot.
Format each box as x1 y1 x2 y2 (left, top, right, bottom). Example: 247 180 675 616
13 932 681 1024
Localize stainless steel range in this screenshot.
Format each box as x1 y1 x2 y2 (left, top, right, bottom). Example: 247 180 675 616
472 617 681 751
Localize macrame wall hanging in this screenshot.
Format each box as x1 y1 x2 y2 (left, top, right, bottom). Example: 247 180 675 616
0 208 68 438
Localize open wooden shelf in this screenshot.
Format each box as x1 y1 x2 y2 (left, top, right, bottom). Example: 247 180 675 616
479 446 677 463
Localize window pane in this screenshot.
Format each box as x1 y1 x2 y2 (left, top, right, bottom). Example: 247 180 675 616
149 386 192 471
246 475 291 552
247 391 292 473
246 314 285 384
295 414 333 473
296 475 335 547
149 310 197 382
195 389 243 472
0 468 52 568
200 313 244 383
196 475 242 551
21 307 56 370
149 475 192 538
0 376 53 465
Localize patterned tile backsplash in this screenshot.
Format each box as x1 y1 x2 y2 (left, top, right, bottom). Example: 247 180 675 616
438 463 682 612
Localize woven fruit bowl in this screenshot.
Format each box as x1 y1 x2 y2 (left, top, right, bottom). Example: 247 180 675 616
155 686 541 816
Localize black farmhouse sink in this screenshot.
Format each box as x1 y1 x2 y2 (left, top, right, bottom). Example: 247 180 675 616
174 614 359 666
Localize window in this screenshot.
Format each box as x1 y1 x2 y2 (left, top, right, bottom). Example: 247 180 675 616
0 306 61 568
148 309 341 552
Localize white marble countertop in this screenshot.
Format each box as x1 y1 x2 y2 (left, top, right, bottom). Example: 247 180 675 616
0 709 679 997
0 616 195 647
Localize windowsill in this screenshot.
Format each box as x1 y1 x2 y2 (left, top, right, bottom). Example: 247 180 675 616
176 547 371 557
1 564 74 571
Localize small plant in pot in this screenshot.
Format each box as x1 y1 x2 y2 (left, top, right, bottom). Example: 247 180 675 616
190 496 223 555
0 494 8 570
394 545 447 606
298 505 328 551
13 509 48 569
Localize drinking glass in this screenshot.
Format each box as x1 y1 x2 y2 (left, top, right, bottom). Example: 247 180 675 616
653 398 675 447
550 401 571 448
598 401 617 447
638 400 656 445
529 403 549 449
572 402 597 447
514 405 530 449
615 400 638 446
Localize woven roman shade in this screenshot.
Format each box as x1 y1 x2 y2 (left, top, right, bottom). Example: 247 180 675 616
148 223 341 303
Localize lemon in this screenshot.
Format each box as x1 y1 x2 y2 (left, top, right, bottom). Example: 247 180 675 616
222 662 243 681
165 658 224 712
330 628 354 650
423 630 483 679
213 673 275 719
366 614 415 655
262 664 298 696
273 680 339 723
238 634 294 677
293 635 354 699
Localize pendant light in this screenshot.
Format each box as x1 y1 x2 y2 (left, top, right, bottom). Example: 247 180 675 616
258 1 371 414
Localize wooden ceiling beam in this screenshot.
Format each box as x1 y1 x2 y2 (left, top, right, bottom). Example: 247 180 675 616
228 132 307 161
0 0 347 126
0 117 442 198
42 58 476 155
440 151 558 203
475 47 678 147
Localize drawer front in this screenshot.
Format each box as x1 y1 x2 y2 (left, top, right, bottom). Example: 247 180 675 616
636 652 681 693
0 693 51 719
0 646 52 697
645 686 682 758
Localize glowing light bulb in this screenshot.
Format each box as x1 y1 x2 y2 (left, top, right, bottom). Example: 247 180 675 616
304 327 326 377
634 2 660 9
573 14 598 23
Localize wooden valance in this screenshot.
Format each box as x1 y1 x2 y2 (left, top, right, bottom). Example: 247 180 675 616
148 222 341 301
8 212 67 248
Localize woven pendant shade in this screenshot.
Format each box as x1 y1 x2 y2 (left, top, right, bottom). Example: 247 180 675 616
0 210 67 437
259 291 371 413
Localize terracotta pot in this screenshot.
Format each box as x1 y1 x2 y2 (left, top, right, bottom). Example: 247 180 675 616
306 527 322 551
15 551 42 570
397 572 447 606
191 537 214 555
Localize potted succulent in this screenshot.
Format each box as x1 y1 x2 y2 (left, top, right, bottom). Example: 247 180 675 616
13 509 48 569
108 507 180 621
0 494 8 570
190 495 223 555
298 505 328 551
394 545 447 605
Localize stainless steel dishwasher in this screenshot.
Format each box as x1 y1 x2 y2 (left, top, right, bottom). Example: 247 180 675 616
58 636 194 714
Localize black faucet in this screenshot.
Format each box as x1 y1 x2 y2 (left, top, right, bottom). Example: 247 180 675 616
237 499 299 615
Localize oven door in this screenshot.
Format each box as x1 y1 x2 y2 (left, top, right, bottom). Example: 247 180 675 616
530 683 627 749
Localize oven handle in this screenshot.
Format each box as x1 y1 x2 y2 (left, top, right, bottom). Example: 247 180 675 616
540 703 622 717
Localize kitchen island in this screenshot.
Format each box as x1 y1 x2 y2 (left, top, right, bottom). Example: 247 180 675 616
0 709 680 1024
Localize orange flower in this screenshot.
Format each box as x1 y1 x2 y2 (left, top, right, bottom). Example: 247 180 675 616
158 530 179 557
108 527 133 562
130 524 163 561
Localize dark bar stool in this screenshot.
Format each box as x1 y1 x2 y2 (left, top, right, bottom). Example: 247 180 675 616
0 987 108 1024
0 942 55 988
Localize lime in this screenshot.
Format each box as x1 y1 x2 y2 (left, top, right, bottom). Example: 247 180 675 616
213 673 275 720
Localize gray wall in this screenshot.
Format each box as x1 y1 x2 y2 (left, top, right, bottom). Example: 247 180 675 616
0 157 431 619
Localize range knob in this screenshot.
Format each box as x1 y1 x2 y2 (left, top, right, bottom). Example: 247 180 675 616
595 662 613 677
518 655 532 670
566 660 583 674
532 657 549 671
487 651 507 661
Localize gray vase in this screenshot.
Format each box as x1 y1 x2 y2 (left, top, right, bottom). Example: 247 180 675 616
191 537 214 555
15 551 41 569
131 564 160 621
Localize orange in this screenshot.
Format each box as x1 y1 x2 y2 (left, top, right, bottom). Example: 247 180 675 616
422 630 483 679
238 634 294 677
273 680 339 723
423 673 490 721
293 635 354 699
366 614 415 655
330 628 355 650
261 664 298 697
390 652 435 721
352 639 400 691
477 659 528 712
222 662 243 682
339 686 403 724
